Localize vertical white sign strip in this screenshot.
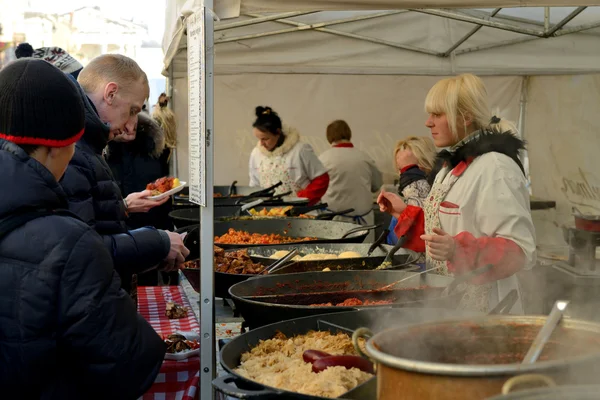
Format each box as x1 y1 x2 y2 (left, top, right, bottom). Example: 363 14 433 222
187 9 206 207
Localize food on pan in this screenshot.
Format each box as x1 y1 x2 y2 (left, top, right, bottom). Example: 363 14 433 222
146 177 180 196
300 253 338 261
166 302 188 319
235 330 372 398
214 246 266 275
164 333 200 353
184 246 269 274
248 206 314 219
269 250 364 261
270 250 302 261
310 298 394 307
337 251 362 259
215 228 317 245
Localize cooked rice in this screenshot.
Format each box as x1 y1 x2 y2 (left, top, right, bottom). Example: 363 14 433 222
234 330 373 398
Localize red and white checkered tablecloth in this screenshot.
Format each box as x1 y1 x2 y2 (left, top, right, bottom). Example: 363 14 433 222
138 286 200 400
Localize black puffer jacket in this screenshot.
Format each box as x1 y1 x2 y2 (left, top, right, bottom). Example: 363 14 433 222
0 139 165 399
106 112 173 231
60 78 170 281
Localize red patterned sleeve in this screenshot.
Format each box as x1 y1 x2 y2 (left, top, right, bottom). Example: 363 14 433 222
297 173 330 206
448 231 526 279
393 205 426 253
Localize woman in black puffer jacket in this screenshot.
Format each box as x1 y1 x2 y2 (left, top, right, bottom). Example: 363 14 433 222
0 59 164 399
106 112 177 285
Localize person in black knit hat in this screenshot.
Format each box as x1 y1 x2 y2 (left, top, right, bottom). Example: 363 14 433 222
0 59 164 399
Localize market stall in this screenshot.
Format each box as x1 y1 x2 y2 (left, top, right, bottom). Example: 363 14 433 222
161 1 600 399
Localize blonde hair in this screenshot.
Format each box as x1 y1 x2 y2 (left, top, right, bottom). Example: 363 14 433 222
424 73 518 141
152 93 177 149
326 120 352 144
78 54 149 98
394 136 437 174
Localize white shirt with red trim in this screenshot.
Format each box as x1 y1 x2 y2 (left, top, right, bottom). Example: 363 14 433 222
249 126 327 196
434 152 536 314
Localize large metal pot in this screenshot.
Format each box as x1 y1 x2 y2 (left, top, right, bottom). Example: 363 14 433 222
572 207 600 232
487 383 600 400
353 316 600 400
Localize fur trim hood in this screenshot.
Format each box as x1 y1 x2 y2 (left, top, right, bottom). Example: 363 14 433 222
256 125 300 157
436 130 526 175
106 112 165 159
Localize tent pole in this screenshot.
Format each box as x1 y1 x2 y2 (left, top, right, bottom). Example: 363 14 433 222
546 7 586 36
518 76 532 195
245 11 436 55
167 64 178 177
554 20 600 36
199 2 215 399
216 11 407 44
215 11 316 31
544 7 550 32
442 8 501 57
411 9 545 37
455 36 539 55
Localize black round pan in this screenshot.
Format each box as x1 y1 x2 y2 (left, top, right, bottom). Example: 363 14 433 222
247 243 420 273
228 270 462 329
213 220 373 249
214 308 480 400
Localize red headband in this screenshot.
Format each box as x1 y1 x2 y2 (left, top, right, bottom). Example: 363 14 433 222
0 128 84 147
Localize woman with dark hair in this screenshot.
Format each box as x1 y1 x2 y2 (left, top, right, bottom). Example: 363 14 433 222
249 106 330 205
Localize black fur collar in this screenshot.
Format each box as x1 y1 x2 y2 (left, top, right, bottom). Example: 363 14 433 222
436 130 526 175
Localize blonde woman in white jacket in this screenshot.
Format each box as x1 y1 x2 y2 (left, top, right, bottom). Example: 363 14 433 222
319 120 383 229
378 74 536 314
249 106 329 205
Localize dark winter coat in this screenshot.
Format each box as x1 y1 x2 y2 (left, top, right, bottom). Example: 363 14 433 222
106 112 174 231
59 78 170 283
0 139 165 399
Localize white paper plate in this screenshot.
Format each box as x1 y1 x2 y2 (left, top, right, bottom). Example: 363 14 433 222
148 181 187 201
164 331 200 360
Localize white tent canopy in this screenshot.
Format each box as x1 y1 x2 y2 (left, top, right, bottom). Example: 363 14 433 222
164 2 600 77
161 0 600 228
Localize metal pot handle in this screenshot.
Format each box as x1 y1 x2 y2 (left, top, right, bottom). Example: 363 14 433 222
352 327 374 360
501 374 557 394
212 374 280 399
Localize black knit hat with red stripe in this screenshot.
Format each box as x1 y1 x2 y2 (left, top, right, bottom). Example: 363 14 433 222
0 58 85 147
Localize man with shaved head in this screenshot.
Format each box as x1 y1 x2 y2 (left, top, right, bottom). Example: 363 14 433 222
61 54 189 295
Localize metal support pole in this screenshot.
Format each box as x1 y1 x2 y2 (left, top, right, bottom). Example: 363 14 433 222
546 7 587 36
442 8 501 57
411 9 546 37
167 64 178 177
200 2 215 399
455 36 539 56
544 7 550 32
518 76 532 195
215 11 316 31
216 11 407 44
246 11 436 56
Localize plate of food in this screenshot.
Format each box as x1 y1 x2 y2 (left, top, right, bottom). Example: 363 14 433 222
163 332 200 360
146 177 187 200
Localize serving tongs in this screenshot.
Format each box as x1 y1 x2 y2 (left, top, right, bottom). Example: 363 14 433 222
235 181 283 204
228 180 239 196
234 199 264 217
263 248 300 274
340 224 380 239
283 203 329 217
368 229 390 256
375 235 407 270
315 208 356 221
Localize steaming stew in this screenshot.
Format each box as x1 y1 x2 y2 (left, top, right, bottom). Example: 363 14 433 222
375 322 600 365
